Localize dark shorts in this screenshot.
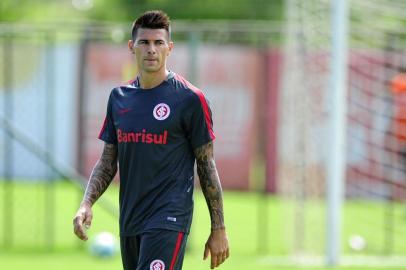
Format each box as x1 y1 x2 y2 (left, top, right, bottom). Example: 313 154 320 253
120 229 188 270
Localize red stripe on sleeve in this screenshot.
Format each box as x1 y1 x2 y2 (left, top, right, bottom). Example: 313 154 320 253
169 232 184 270
98 117 108 139
174 74 216 140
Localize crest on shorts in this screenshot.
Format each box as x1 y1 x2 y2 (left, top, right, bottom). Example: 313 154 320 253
150 259 165 270
153 103 170 121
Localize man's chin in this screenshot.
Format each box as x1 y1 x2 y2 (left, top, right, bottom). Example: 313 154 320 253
142 66 162 73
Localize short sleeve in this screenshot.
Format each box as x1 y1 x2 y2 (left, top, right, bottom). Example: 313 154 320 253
184 92 216 150
98 93 118 145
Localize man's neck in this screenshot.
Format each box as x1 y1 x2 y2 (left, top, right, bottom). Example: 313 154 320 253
138 69 169 89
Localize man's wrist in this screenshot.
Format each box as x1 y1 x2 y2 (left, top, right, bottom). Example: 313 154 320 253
81 199 93 208
211 225 225 231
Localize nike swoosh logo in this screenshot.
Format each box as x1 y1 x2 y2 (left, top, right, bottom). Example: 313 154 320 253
119 108 131 115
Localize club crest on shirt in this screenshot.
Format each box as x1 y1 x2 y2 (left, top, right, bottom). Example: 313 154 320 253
150 259 165 270
153 103 170 121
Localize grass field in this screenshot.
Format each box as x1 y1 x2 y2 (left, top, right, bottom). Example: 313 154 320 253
0 181 406 269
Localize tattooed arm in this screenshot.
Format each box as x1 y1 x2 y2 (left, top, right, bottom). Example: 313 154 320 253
195 141 225 229
73 143 118 241
195 141 230 269
81 143 118 206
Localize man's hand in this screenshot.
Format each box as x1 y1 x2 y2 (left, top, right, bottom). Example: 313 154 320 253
203 228 230 269
73 202 93 241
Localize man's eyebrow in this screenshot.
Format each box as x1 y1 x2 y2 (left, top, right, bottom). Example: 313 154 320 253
137 38 166 42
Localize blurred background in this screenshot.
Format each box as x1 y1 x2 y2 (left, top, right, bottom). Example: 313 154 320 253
0 0 406 269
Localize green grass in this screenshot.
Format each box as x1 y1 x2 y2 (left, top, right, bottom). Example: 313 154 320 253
0 181 406 269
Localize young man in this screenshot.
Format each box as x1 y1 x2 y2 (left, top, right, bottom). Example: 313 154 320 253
73 10 229 270
389 68 406 168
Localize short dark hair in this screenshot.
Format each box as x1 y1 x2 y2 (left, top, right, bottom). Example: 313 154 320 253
131 10 171 41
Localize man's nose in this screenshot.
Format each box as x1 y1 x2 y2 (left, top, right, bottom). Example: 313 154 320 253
147 43 156 54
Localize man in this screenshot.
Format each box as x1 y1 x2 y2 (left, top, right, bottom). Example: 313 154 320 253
73 10 229 270
389 68 406 167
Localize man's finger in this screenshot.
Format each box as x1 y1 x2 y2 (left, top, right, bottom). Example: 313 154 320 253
74 224 88 241
226 248 230 258
211 253 218 269
203 244 210 260
220 252 227 264
84 212 92 227
216 255 223 266
74 223 88 240
73 216 88 241
221 252 227 263
73 215 83 226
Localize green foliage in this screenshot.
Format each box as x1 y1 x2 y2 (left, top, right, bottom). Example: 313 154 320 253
0 0 88 22
0 0 283 22
113 0 284 20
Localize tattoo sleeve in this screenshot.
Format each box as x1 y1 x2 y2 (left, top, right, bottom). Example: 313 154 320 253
194 141 225 230
82 143 118 206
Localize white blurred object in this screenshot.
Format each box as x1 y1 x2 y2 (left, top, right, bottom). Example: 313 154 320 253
89 231 119 258
72 0 93 11
348 235 366 251
111 28 125 43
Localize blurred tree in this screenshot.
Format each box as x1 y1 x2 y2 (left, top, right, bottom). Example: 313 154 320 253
110 0 283 20
0 0 283 22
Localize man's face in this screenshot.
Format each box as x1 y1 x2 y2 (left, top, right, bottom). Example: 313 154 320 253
128 28 173 74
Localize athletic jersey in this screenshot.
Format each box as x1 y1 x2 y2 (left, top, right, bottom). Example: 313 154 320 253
98 71 215 236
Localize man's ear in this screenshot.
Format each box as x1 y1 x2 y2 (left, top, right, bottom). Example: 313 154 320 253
168 41 174 55
128 40 135 54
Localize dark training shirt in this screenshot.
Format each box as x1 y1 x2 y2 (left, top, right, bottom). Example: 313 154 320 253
98 71 215 236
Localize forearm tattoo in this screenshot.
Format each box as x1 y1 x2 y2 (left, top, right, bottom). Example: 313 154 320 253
82 143 118 206
194 141 225 230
